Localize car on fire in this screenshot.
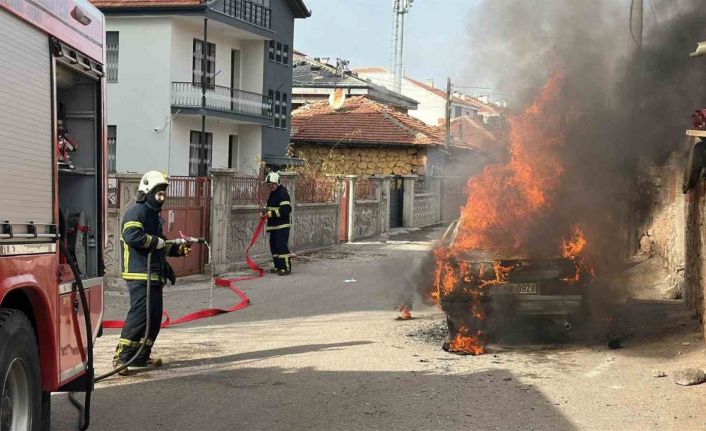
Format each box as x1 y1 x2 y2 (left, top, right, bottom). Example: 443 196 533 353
438 220 591 336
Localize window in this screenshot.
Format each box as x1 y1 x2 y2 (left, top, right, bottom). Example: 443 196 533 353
228 135 239 169
189 131 213 177
106 32 119 82
268 91 288 130
281 93 288 129
283 44 289 66
268 40 275 62
275 42 282 64
274 90 281 128
107 125 117 173
192 39 216 88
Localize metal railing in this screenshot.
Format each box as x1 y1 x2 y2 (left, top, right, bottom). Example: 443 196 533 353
172 82 272 119
222 0 272 29
231 175 267 206
297 177 337 204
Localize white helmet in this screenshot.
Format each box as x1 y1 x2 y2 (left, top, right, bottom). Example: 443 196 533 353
264 172 280 184
138 171 169 194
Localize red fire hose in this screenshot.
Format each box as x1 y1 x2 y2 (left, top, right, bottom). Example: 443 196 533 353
103 215 267 329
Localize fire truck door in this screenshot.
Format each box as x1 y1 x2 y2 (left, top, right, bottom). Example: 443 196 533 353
0 8 53 225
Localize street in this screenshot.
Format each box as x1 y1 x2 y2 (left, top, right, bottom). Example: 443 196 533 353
51 226 706 431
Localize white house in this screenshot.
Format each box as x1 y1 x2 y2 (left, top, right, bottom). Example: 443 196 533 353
92 0 310 176
353 67 500 128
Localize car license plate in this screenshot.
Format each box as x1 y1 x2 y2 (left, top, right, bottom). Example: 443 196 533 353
503 283 538 294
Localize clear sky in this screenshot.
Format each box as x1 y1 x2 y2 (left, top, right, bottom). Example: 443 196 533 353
294 0 483 91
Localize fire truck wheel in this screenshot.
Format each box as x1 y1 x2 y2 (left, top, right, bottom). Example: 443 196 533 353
0 309 42 431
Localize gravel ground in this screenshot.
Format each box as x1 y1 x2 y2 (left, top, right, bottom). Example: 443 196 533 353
51 226 706 431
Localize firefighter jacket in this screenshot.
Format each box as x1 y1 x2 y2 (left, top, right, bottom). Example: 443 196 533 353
266 185 292 231
120 201 180 284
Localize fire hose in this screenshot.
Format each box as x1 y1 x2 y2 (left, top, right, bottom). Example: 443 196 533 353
66 216 266 430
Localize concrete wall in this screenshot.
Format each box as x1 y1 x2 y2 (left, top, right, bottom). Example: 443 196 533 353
261 0 296 160
402 176 441 228
210 170 340 274
350 177 387 242
106 18 173 174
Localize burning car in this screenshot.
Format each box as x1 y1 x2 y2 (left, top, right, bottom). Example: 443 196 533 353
436 220 591 354
430 74 595 355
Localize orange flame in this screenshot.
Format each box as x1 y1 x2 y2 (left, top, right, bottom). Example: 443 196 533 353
561 226 595 284
454 73 567 253
447 326 484 355
397 304 412 320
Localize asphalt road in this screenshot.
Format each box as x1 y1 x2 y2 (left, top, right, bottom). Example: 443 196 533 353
51 226 706 430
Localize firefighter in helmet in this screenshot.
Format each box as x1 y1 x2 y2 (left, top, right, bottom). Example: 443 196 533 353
264 172 292 275
113 171 192 372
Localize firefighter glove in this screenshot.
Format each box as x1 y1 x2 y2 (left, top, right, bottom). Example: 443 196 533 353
178 244 191 256
155 237 166 250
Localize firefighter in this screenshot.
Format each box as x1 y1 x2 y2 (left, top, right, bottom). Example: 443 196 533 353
113 171 191 371
264 172 293 275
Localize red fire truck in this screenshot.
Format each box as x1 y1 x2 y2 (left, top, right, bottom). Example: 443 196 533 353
0 0 106 428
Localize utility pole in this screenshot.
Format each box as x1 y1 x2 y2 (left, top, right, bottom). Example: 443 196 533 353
445 77 451 149
392 0 413 94
200 18 208 177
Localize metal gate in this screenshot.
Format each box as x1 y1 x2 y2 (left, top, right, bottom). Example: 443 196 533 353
389 176 404 228
163 177 211 276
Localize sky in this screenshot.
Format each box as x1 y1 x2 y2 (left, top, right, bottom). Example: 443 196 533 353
294 0 484 92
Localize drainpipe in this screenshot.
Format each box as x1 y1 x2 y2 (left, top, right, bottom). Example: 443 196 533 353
200 17 208 176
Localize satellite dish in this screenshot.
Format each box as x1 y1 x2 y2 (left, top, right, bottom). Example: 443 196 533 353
328 88 346 110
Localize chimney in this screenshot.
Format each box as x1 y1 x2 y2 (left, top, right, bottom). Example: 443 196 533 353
427 79 435 88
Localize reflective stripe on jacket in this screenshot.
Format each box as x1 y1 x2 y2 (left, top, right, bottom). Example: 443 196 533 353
266 185 292 231
120 202 180 281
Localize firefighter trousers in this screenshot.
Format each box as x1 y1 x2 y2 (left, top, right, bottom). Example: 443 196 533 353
269 228 291 272
114 280 164 364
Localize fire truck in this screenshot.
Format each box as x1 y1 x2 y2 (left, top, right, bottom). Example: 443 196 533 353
0 0 106 428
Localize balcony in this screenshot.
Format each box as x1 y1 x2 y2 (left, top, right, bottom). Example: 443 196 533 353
172 82 272 123
220 0 272 30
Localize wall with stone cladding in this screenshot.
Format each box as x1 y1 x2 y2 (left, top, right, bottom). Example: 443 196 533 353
637 154 685 298
291 143 428 176
685 182 704 321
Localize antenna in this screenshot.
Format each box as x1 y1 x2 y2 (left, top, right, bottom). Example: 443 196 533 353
391 0 413 94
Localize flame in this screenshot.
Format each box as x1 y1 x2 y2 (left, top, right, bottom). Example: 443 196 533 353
447 326 484 355
454 73 567 252
397 304 412 320
561 226 595 284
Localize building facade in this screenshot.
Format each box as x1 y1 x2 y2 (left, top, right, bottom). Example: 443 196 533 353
353 67 500 128
93 0 309 176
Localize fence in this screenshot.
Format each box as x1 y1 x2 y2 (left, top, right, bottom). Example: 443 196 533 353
210 169 342 274
105 174 212 279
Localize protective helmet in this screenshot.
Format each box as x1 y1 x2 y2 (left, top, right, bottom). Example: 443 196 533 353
264 172 280 184
138 171 169 194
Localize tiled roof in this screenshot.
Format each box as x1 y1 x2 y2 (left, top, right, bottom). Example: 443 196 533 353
90 0 202 8
291 96 445 147
449 116 501 155
293 59 364 87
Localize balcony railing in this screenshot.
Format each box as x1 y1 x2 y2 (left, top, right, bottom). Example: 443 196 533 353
222 0 272 30
172 82 272 119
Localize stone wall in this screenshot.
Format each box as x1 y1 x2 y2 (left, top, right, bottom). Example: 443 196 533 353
291 144 428 176
637 154 685 299
685 182 704 317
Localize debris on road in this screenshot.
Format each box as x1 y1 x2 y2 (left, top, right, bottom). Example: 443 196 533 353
652 369 666 378
672 368 706 386
344 279 357 283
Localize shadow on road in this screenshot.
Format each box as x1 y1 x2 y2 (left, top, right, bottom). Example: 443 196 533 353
165 341 374 370
53 366 576 431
